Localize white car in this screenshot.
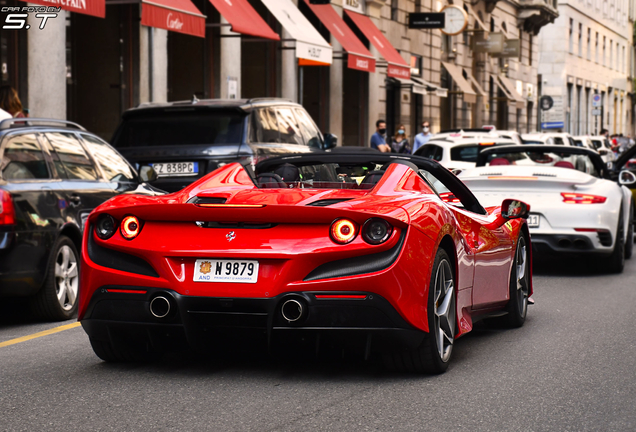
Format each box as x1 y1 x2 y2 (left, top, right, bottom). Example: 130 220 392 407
435 128 523 144
414 137 517 173
588 135 616 163
522 132 577 146
457 145 634 273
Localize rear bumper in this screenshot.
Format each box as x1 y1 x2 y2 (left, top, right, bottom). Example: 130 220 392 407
80 287 425 354
531 233 613 256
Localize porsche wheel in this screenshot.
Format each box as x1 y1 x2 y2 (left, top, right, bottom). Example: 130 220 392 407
606 211 625 274
31 235 80 321
89 338 161 362
383 248 456 374
502 233 529 328
625 206 633 260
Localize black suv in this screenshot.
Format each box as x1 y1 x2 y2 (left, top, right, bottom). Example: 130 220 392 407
111 98 337 192
0 118 160 320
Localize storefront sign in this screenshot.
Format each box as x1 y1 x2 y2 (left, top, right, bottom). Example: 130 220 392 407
347 55 375 72
408 13 445 29
296 41 332 64
388 64 411 79
491 39 520 58
343 0 365 14
473 32 504 54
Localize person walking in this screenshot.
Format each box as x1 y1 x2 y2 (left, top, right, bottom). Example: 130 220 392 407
0 85 27 118
370 119 391 153
391 124 411 153
412 121 432 154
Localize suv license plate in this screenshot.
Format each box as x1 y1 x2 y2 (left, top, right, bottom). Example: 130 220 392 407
193 259 259 283
152 162 198 177
527 214 539 228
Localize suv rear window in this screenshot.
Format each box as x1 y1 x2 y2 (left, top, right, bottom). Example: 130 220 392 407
113 111 245 147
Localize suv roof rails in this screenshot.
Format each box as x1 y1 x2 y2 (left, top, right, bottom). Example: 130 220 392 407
246 97 293 104
0 118 87 131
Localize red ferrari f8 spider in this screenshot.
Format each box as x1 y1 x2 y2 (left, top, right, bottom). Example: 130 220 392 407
79 152 532 373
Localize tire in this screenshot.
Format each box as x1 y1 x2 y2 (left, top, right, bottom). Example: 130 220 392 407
31 235 80 321
89 338 161 363
606 210 625 274
625 206 633 260
501 233 530 328
383 248 456 374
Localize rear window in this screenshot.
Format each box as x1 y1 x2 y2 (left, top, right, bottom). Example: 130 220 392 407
113 111 245 148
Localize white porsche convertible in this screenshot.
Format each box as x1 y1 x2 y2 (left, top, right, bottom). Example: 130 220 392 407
457 145 635 273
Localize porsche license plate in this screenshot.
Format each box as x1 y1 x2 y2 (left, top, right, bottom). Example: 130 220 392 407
152 162 198 177
527 214 540 228
193 259 259 283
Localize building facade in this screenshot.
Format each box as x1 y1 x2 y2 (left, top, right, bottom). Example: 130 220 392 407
1 0 558 147
538 0 635 136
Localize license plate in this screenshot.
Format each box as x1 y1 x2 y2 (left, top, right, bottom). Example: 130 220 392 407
527 214 540 228
193 259 259 283
152 162 198 177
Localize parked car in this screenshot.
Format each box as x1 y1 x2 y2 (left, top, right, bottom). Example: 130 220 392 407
459 145 634 273
110 98 337 192
0 118 161 320
436 128 523 144
588 135 616 163
79 152 531 373
414 136 517 173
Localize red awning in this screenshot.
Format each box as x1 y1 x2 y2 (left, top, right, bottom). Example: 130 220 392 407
141 0 205 38
208 0 279 40
344 10 410 79
19 0 105 18
303 0 374 72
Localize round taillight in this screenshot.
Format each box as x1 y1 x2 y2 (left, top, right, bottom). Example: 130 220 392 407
95 214 117 240
330 219 358 244
120 215 142 240
362 218 393 245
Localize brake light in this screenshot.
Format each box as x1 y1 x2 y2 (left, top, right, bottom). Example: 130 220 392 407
330 219 358 244
120 215 142 239
439 192 461 204
0 190 15 225
561 193 607 204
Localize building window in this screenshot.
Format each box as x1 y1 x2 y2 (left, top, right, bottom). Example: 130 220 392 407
578 23 582 56
410 55 422 77
587 28 591 60
610 39 613 69
603 36 606 66
528 34 533 66
569 19 574 53
595 32 599 63
623 45 626 73
391 0 399 21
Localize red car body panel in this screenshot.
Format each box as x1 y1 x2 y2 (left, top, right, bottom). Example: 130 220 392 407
79 160 532 348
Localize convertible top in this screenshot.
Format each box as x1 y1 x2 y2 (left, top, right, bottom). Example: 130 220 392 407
475 145 609 178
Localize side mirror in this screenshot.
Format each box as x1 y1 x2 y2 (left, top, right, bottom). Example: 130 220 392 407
501 199 530 220
139 166 158 183
323 133 338 150
619 170 636 186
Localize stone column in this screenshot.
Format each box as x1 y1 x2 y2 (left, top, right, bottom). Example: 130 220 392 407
366 1 384 145
281 0 298 102
27 9 66 118
220 16 241 99
139 26 168 103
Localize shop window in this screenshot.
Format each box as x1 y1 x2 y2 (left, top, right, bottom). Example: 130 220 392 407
391 0 399 21
410 55 422 77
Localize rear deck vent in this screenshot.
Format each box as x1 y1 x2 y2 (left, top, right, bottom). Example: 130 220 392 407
187 196 227 205
479 172 502 176
532 172 557 177
306 198 353 207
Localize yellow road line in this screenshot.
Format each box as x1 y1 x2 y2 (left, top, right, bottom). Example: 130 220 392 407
0 321 81 348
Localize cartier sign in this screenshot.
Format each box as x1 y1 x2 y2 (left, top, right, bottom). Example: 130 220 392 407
343 0 365 14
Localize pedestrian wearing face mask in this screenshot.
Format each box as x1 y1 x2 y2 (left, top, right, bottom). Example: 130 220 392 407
412 121 432 154
370 119 391 153
391 124 411 154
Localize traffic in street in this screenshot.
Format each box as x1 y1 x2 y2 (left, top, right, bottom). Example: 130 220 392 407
1 256 635 431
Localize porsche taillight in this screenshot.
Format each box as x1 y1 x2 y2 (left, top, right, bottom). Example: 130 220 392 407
561 193 607 204
120 215 142 240
0 190 15 225
330 219 358 244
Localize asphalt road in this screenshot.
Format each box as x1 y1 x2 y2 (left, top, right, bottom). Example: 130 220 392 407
2 256 636 432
